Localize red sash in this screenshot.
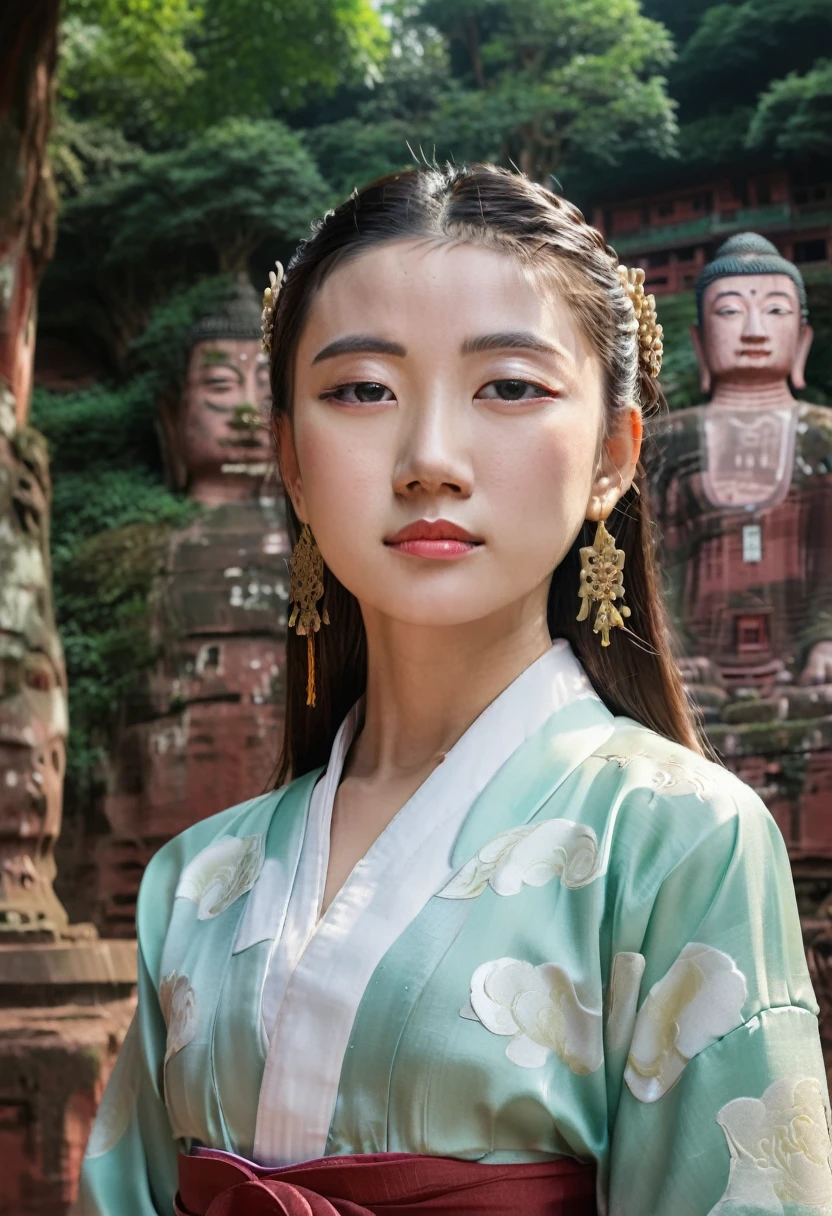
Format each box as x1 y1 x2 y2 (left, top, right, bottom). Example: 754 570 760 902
176 1148 597 1215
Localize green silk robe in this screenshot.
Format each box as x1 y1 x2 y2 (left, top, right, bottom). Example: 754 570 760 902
76 644 832 1215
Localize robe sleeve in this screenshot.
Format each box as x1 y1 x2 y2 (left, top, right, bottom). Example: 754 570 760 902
605 779 832 1215
74 857 180 1214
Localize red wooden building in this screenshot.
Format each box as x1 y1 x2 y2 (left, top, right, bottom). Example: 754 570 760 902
593 170 832 295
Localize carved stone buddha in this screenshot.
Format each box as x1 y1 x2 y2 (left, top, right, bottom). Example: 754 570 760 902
97 279 291 934
159 276 275 506
651 234 832 707
649 233 832 861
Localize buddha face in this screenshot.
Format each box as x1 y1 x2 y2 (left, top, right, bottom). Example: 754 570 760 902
180 338 273 501
695 273 812 391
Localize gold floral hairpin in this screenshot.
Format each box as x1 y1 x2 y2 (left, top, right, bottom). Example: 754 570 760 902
617 265 663 378
261 261 284 355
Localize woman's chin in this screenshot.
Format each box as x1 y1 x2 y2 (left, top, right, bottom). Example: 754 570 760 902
353 587 526 631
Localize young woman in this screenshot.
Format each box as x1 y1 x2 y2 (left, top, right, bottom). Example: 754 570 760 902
78 166 831 1216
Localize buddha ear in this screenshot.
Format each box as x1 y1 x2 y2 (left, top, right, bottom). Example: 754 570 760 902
156 389 188 491
690 324 711 394
791 323 813 392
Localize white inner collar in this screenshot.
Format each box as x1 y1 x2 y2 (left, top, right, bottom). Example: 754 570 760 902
252 639 599 1166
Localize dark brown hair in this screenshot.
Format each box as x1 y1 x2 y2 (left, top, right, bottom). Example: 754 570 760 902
269 164 701 783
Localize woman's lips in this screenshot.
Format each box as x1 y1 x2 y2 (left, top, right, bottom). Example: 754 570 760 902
385 519 483 560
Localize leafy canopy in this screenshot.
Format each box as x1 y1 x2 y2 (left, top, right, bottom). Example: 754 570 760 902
59 0 388 133
672 0 832 117
748 58 832 157
309 0 677 189
59 0 200 128
91 118 332 273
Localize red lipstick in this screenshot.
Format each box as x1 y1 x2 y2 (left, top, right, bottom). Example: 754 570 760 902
384 519 483 560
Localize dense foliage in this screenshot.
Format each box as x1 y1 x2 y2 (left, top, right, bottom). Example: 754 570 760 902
33 0 832 811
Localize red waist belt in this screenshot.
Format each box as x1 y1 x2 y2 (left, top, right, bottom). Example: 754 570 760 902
176 1148 597 1216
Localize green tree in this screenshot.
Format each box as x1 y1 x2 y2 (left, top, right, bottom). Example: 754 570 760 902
671 0 832 118
59 0 200 129
419 0 677 182
104 118 332 272
191 0 388 122
58 0 388 134
43 120 330 362
306 0 678 191
576 0 832 208
747 58 832 157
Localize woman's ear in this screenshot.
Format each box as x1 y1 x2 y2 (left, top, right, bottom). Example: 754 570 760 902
275 414 308 522
585 406 642 522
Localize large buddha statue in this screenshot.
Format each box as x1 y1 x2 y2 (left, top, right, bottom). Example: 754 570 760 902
97 279 291 934
650 234 832 1064
651 234 832 709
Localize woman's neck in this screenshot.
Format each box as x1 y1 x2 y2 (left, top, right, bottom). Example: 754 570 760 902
347 598 552 781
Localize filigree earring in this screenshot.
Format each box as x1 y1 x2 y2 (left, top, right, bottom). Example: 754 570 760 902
576 519 631 646
288 523 330 706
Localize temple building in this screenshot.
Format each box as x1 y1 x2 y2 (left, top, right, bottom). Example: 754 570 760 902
594 170 832 296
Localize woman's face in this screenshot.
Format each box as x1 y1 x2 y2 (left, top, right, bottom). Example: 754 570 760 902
281 240 639 630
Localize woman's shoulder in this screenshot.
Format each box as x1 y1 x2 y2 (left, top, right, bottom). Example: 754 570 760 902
135 790 283 928
136 769 322 930
586 715 777 866
133 771 323 973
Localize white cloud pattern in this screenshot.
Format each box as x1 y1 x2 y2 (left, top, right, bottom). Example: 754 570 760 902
159 969 197 1065
625 942 747 1103
175 833 265 919
438 818 601 900
464 956 603 1073
710 1077 832 1213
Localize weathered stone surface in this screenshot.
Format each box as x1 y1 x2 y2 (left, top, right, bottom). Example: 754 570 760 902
0 380 69 940
87 282 291 936
0 997 134 1216
650 235 832 1085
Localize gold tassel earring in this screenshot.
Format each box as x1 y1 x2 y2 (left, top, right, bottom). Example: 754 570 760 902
288 524 330 706
576 519 631 646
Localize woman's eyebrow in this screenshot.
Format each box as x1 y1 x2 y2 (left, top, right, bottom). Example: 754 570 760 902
460 331 567 358
311 335 407 364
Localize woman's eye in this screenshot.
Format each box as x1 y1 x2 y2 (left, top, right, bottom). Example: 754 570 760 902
325 382 396 404
477 379 556 402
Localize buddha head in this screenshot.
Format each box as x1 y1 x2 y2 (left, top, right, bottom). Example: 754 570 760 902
692 234 813 395
159 276 274 505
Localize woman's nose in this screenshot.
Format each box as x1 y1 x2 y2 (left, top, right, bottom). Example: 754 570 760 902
392 397 474 499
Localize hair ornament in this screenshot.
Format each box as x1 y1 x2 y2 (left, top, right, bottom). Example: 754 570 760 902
617 265 663 378
261 260 284 354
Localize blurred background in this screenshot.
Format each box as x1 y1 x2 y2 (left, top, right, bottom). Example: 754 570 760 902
1 0 832 1211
